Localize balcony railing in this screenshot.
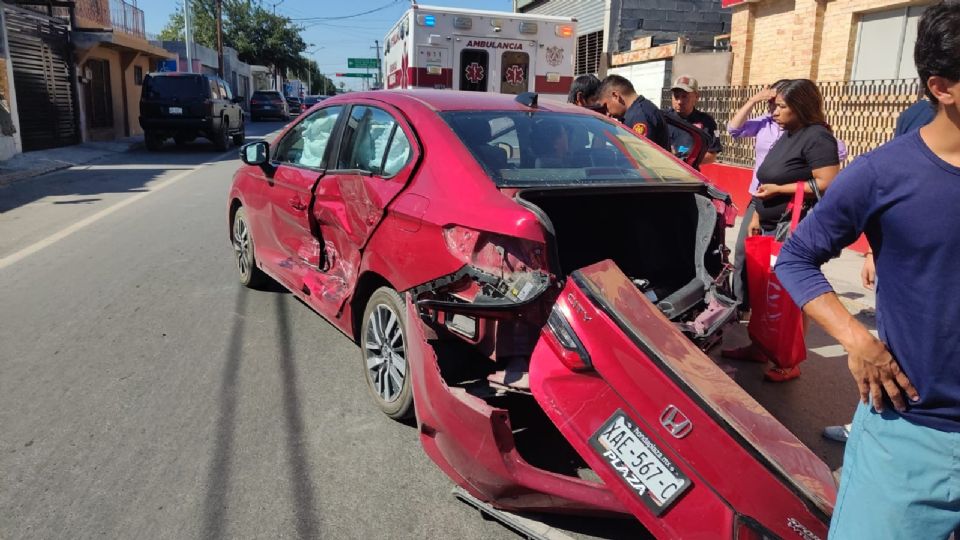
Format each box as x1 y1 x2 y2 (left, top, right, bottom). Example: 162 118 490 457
110 0 145 39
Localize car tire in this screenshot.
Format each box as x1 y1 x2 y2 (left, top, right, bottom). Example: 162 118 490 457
145 132 164 151
213 117 230 151
232 207 269 289
361 287 415 421
232 118 245 146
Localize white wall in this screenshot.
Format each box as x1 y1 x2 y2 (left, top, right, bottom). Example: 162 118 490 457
607 59 671 104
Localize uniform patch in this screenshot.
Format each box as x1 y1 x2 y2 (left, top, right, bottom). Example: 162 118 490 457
632 122 648 136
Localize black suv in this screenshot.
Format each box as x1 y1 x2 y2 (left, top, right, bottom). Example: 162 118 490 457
250 90 290 121
140 73 245 151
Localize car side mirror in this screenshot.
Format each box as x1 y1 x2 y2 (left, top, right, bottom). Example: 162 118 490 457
240 141 274 174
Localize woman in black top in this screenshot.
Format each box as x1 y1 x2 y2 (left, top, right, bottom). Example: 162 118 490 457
752 80 841 234
723 79 840 381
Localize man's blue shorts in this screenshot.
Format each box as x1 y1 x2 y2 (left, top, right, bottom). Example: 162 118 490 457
830 402 960 539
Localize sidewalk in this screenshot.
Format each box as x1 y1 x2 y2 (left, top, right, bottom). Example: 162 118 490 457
0 136 143 187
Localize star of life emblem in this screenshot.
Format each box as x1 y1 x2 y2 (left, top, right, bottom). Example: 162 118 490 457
505 64 525 85
465 62 485 84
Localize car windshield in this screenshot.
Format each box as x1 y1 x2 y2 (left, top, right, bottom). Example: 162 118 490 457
143 75 206 99
441 111 701 186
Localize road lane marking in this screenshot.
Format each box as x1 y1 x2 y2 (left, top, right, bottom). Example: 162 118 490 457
0 165 204 270
0 129 281 270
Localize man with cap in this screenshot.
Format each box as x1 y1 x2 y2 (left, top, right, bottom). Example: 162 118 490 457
596 74 670 151
669 75 722 164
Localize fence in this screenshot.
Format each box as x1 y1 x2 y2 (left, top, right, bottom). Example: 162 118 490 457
662 79 925 168
109 0 145 39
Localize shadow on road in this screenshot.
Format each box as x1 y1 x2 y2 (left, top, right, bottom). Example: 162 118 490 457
201 287 321 540
273 294 322 539
202 286 248 540
0 121 287 215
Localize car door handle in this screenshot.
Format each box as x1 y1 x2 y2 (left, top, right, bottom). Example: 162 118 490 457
289 198 307 211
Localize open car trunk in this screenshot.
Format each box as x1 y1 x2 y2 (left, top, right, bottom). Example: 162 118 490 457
407 186 834 538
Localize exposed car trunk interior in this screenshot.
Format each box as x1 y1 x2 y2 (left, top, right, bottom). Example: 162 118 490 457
414 186 737 483
519 188 716 299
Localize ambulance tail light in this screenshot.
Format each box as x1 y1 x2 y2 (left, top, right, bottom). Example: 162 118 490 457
555 24 574 38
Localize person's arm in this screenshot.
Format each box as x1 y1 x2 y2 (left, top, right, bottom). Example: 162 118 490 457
775 158 918 411
728 88 776 137
701 152 717 165
755 164 839 199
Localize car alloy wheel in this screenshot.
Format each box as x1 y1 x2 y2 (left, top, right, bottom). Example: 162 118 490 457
232 207 267 288
361 288 414 420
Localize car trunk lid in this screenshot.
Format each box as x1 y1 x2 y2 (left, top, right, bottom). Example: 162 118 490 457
529 259 835 536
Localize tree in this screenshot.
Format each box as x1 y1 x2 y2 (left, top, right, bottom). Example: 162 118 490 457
158 0 308 76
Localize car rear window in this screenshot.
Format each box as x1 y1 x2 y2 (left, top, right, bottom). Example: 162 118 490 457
441 111 702 187
253 91 282 100
143 75 206 99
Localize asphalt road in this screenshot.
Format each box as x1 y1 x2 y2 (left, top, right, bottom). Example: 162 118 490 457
0 119 860 539
0 121 528 539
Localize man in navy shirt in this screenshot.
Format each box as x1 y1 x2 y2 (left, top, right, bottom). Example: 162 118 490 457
776 2 960 536
596 75 670 151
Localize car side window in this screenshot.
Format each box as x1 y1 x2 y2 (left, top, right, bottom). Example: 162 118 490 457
274 106 343 168
209 79 221 99
337 106 409 177
220 81 232 100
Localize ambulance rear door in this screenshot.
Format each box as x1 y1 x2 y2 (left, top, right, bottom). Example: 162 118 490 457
453 36 536 95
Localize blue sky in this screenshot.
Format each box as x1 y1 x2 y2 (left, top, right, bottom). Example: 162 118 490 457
138 0 513 90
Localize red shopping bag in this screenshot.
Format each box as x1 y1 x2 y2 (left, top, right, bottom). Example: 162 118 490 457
745 184 806 368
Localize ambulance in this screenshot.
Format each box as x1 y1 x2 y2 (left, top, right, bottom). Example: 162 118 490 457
383 4 577 99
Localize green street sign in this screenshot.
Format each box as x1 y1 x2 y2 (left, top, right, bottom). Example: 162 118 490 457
335 72 376 78
348 58 380 69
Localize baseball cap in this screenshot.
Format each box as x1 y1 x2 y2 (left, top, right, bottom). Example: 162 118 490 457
671 75 699 93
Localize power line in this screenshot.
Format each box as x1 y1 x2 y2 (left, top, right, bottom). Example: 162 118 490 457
290 0 400 22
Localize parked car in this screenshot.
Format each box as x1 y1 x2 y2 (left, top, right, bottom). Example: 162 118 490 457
286 96 303 115
249 90 290 121
226 90 836 539
139 72 245 151
303 95 328 108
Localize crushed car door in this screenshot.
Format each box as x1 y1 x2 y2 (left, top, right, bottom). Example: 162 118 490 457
305 103 418 313
524 259 836 538
263 105 343 290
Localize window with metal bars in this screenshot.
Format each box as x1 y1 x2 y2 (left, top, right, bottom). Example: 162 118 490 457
576 31 603 75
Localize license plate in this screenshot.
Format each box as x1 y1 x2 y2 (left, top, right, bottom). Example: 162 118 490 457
590 410 691 515
263 105 272 109
168 107 182 115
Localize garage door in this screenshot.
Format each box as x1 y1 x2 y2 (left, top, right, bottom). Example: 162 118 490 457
4 6 78 151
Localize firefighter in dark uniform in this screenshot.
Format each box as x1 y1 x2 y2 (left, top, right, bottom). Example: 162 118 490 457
596 74 670 151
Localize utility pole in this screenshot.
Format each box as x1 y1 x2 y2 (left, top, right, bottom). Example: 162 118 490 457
184 0 193 73
370 40 382 89
216 0 224 78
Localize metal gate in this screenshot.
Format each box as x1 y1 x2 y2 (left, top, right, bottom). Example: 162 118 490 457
4 6 78 150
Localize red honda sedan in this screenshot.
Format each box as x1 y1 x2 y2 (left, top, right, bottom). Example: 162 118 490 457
226 90 836 539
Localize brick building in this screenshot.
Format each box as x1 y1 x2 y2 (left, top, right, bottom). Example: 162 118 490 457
728 0 929 85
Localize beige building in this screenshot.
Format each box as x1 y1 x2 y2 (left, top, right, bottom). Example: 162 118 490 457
728 0 930 85
73 0 174 141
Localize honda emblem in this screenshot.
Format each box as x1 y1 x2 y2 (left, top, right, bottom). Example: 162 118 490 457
659 405 693 438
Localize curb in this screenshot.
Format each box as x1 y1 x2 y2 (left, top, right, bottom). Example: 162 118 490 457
0 140 143 188
0 161 73 188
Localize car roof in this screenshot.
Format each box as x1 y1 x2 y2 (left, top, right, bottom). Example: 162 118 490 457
324 89 588 114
